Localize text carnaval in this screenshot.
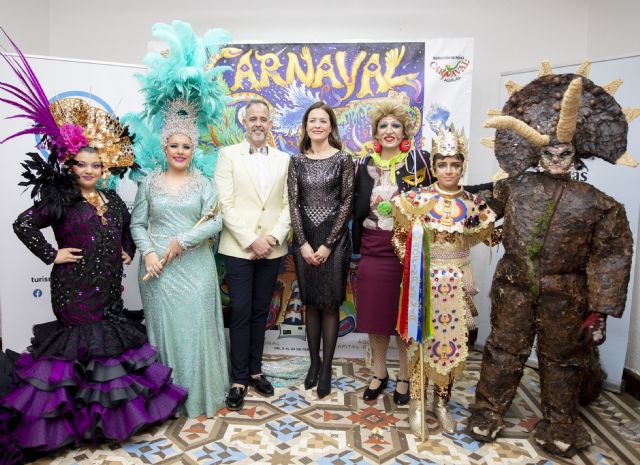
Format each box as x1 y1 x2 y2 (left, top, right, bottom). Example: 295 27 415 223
229 46 418 99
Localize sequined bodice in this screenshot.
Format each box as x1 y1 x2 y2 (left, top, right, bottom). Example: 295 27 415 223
13 191 135 325
288 152 354 248
144 169 211 250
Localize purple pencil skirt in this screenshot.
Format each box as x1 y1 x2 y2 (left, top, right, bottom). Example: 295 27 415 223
355 228 403 335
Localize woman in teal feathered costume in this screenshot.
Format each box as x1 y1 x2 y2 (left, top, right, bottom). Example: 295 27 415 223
126 20 232 417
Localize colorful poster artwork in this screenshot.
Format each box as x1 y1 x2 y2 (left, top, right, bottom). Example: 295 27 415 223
207 42 426 156
208 42 426 339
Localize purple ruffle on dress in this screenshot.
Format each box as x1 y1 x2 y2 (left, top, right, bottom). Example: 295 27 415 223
0 350 22 465
6 342 186 450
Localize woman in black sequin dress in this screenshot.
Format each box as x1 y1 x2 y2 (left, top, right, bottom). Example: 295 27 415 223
287 102 354 398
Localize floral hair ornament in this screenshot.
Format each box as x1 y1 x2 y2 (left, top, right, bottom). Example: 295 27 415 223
58 123 88 155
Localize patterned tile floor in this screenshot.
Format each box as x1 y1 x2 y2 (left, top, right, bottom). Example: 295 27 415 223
32 351 640 465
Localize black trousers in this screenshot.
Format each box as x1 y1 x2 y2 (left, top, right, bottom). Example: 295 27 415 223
223 255 282 385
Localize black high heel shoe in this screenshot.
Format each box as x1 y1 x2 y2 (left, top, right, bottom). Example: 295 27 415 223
304 363 321 390
393 378 410 405
363 373 389 401
316 366 333 399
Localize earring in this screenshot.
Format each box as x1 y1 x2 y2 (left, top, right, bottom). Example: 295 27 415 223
399 138 411 152
374 140 382 153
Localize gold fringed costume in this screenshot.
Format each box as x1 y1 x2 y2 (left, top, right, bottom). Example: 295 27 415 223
392 182 495 432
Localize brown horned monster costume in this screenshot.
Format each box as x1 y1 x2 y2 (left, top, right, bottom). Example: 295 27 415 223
465 60 638 458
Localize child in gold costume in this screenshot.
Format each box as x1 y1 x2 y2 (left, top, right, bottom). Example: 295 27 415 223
392 125 497 437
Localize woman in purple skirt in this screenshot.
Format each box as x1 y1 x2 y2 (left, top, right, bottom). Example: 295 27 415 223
352 100 432 405
0 31 186 454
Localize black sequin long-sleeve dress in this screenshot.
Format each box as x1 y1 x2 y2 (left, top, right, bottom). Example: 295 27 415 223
3 191 186 453
288 152 355 310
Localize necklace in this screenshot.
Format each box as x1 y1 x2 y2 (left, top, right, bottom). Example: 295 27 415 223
85 191 108 225
371 151 408 169
434 183 463 197
371 151 408 183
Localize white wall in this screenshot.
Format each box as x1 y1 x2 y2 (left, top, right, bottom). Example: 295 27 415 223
2 0 639 375
585 0 640 376
1 1 50 56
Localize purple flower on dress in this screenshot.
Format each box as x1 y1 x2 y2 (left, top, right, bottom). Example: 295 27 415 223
59 123 87 156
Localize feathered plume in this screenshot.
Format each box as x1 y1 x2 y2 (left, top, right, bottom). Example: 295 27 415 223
18 150 83 221
0 26 62 152
124 20 231 179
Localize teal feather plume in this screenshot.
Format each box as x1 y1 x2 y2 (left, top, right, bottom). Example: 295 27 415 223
124 20 231 180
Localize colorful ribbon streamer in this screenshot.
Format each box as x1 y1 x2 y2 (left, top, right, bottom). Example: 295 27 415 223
397 220 433 343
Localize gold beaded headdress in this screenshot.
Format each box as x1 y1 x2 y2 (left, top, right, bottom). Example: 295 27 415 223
430 123 468 176
49 98 135 174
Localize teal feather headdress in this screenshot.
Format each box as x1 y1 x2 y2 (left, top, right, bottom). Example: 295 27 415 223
122 20 231 180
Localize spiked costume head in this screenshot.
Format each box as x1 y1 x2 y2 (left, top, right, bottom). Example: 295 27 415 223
122 21 231 179
482 60 638 177
430 123 468 176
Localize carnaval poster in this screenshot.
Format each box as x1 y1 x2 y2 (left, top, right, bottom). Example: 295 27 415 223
207 42 426 157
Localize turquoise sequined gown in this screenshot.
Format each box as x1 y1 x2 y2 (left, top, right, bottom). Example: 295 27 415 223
130 168 229 417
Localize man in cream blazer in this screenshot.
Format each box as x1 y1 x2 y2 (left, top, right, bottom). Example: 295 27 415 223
215 99 291 410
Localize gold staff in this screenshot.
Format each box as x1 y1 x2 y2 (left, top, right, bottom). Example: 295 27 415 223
420 342 427 442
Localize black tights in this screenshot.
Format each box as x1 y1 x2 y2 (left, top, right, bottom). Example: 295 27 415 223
305 306 339 376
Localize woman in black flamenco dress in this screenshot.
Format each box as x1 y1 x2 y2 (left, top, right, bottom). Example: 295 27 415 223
0 30 185 456
2 148 187 453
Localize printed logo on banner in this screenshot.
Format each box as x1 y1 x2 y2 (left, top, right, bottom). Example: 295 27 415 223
572 167 589 182
32 289 43 298
430 56 471 82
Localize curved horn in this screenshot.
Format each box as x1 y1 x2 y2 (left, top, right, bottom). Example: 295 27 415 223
484 116 550 147
556 77 582 143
